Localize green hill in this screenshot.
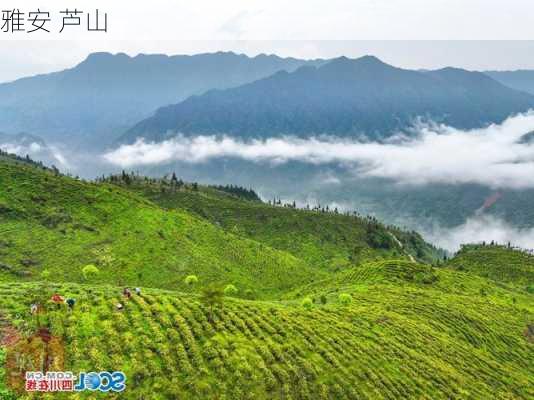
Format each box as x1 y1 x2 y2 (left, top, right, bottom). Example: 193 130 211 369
1 158 533 399
102 174 441 269
0 265 532 399
0 158 324 298
445 244 534 288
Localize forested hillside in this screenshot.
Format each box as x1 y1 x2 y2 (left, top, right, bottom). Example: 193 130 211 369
123 56 534 142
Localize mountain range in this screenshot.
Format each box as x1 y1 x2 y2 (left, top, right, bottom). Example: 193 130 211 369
2 52 534 149
0 52 320 148
122 55 534 143
485 70 534 95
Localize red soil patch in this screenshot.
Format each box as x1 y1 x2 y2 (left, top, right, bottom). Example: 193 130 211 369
0 325 21 346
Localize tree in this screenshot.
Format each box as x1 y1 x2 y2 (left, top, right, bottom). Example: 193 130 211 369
82 264 100 282
40 269 52 294
200 285 224 322
184 275 199 286
301 297 313 310
170 172 178 192
320 295 327 305
223 284 238 297
40 269 51 281
338 293 352 305
121 170 131 185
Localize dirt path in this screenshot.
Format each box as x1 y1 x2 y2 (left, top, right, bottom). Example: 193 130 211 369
0 313 21 346
388 232 416 262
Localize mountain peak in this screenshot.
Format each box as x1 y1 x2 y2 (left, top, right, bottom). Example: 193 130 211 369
78 52 131 67
356 55 387 64
330 55 389 66
318 55 395 76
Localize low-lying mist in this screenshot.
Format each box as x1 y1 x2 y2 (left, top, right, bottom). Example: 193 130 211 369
104 111 534 189
423 215 534 253
3 112 534 253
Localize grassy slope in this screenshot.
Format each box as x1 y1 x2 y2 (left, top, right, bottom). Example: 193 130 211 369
116 178 441 270
0 159 324 298
0 269 532 399
445 244 534 288
0 158 532 399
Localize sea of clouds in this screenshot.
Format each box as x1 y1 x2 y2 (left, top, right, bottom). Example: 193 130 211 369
424 215 534 252
101 112 534 251
0 141 70 169
104 112 534 190
4 112 534 252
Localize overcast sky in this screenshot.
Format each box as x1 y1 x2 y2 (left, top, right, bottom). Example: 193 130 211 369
2 40 534 83
1 0 534 82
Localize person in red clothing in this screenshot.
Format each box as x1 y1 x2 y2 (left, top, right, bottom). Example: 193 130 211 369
51 294 64 309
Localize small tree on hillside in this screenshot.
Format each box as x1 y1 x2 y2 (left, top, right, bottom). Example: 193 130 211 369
224 284 238 297
184 275 199 287
40 269 51 281
171 172 178 193
82 264 100 282
40 269 51 293
301 297 313 310
338 293 352 305
200 285 224 322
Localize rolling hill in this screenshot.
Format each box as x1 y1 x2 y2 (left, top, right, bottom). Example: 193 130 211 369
0 155 438 298
1 155 532 399
122 56 534 143
0 156 325 298
0 52 320 147
0 257 532 399
445 244 534 287
104 174 442 267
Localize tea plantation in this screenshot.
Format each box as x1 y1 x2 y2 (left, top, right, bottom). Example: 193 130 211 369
0 156 533 399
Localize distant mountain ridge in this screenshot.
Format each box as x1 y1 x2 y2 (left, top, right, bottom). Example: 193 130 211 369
0 51 322 147
121 56 534 143
485 70 534 95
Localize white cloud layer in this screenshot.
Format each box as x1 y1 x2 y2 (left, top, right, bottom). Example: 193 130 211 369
104 111 534 189
425 215 534 252
0 142 70 169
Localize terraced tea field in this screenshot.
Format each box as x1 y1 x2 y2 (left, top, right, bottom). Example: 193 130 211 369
1 259 532 400
1 156 533 399
446 244 534 287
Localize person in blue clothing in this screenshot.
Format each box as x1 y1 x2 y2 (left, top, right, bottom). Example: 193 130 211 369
66 298 76 312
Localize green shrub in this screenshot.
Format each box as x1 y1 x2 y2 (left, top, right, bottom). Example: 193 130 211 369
338 293 352 305
82 264 100 281
40 269 51 280
301 297 313 309
184 275 199 286
200 285 224 322
0 348 16 400
414 271 438 284
224 284 238 296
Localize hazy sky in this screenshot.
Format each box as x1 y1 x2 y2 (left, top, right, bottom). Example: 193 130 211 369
1 1 534 82
2 40 534 83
